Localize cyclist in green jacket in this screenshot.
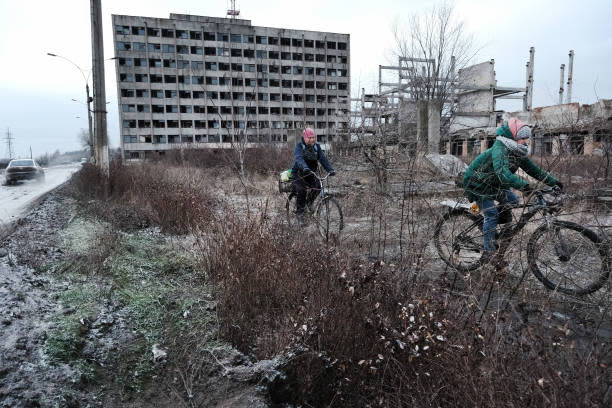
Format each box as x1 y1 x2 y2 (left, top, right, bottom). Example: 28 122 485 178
463 118 563 254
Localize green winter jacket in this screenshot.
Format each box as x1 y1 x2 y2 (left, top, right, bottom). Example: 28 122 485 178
463 124 557 202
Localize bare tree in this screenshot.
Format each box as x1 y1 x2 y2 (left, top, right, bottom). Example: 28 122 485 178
77 129 92 152
390 1 478 111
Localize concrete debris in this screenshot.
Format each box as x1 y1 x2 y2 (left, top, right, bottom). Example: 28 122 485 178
152 343 168 362
424 154 468 177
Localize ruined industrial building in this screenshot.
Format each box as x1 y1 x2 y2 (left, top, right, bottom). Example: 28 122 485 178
113 13 350 159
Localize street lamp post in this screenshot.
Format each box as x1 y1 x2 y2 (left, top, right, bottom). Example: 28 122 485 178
47 53 94 160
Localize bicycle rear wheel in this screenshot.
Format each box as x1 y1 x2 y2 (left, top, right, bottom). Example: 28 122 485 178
315 197 343 241
527 220 610 295
434 210 487 272
285 192 297 227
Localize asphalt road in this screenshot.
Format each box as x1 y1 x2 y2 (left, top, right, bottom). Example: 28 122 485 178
0 164 80 226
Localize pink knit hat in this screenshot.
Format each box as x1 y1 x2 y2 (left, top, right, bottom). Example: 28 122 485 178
302 127 315 138
508 117 530 139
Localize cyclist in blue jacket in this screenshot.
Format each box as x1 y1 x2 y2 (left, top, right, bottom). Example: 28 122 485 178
292 127 335 225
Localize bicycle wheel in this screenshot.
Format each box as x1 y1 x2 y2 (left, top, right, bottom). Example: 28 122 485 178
434 210 487 272
527 220 610 295
285 192 297 227
315 197 343 241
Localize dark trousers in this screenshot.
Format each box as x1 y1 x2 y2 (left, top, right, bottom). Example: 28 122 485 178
294 172 319 214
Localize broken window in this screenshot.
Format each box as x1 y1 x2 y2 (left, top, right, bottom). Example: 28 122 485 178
256 50 267 59
268 36 279 45
165 90 177 98
243 49 254 58
152 105 164 113
132 26 145 36
194 121 206 130
136 89 149 98
219 92 231 100
327 95 337 103
123 120 136 128
180 120 193 128
304 53 314 62
305 81 314 89
190 30 201 40
122 104 135 112
270 93 281 102
292 80 303 88
304 67 314 75
135 74 148 83
203 32 215 41
315 81 325 89
206 76 218 85
315 54 325 62
119 58 133 67
219 77 230 86
304 39 314 48
217 32 228 42
177 60 190 69
294 108 304 115
327 82 337 90
230 33 242 43
282 65 292 74
294 94 303 102
120 73 134 82
292 38 302 47
338 83 347 90
317 108 326 116
233 92 244 101
192 76 204 85
166 105 178 113
161 28 174 38
192 61 204 70
232 77 244 86
167 120 179 128
147 27 160 37
327 41 336 49
193 91 205 99
218 62 230 71
281 80 292 88
245 64 255 72
327 55 337 63
317 95 325 103
306 108 315 116
269 79 280 87
204 62 217 71
281 52 291 60
178 91 190 99
191 46 203 55
317 121 326 129
305 94 315 101
181 135 193 142
150 74 163 83
246 78 257 87
116 41 131 51
221 120 232 129
217 48 229 56
247 107 257 115
315 40 325 49
269 64 279 73
338 42 347 50
258 92 269 101
208 120 220 129
340 56 347 64
133 42 146 51
149 58 162 68
115 25 130 35
204 47 216 56
164 75 176 83
175 30 187 39
244 35 254 43
133 58 146 67
256 36 267 44
316 68 325 76
293 66 303 75
177 45 188 54
138 120 151 128
137 104 150 113
282 94 292 102
163 59 176 68
268 51 279 59
231 48 242 57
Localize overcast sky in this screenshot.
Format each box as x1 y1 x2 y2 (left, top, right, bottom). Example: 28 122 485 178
0 0 610 158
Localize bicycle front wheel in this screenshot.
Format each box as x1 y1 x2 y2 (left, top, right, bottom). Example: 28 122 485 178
315 197 343 241
434 210 486 272
527 220 610 296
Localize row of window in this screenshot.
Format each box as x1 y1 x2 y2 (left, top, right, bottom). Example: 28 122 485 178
120 88 347 103
124 134 297 145
119 73 348 90
116 42 347 63
119 58 348 76
115 25 347 49
123 119 348 129
122 103 348 115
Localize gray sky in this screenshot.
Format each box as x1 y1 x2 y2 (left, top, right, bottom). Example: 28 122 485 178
0 0 610 158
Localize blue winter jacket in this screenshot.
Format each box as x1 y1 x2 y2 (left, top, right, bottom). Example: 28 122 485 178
291 139 334 175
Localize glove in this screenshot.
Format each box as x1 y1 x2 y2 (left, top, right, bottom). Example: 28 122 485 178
521 184 534 196
329 171 336 177
555 181 564 191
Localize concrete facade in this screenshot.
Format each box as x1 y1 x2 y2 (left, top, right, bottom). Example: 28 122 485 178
112 13 350 159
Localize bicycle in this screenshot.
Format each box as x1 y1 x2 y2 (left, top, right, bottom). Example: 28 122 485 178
433 187 610 295
283 171 344 241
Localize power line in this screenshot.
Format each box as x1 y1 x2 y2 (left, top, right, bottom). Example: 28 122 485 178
4 127 14 159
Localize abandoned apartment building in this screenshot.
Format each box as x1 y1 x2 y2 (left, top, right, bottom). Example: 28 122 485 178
347 48 612 159
113 13 351 159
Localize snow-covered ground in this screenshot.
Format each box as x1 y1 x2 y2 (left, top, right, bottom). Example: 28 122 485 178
0 164 80 226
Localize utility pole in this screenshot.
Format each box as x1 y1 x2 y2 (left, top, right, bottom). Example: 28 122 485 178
4 128 14 159
90 0 109 177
